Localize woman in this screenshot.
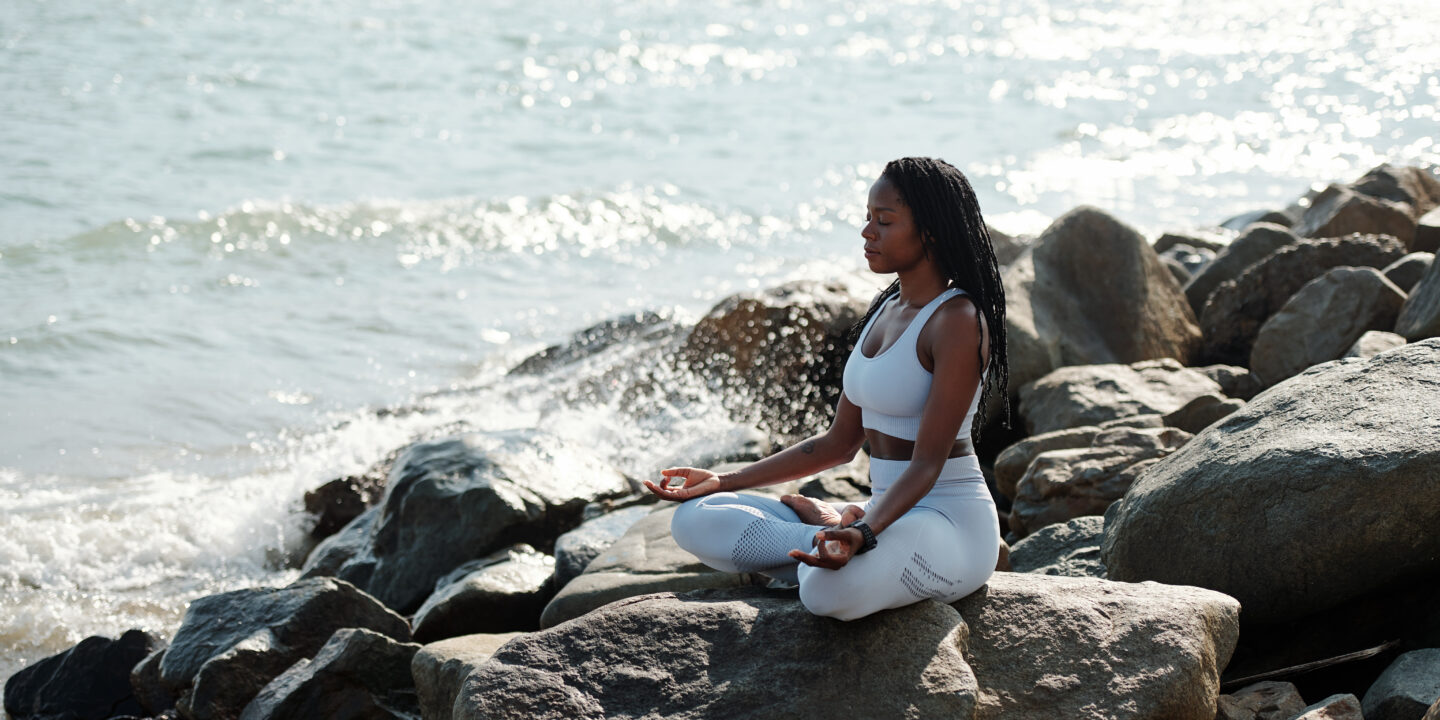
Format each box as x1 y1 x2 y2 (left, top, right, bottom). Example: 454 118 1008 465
644 157 1008 620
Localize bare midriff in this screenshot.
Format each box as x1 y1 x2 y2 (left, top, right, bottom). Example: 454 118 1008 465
865 429 975 461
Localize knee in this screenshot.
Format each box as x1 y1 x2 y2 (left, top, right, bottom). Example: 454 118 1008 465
669 493 733 553
798 573 868 622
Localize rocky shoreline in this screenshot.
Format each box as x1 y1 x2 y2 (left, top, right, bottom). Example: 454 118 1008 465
8 163 1440 720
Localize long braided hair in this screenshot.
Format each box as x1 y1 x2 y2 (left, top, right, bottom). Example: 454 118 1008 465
850 157 1010 434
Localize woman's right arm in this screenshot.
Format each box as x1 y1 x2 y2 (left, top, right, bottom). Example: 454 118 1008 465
644 393 866 502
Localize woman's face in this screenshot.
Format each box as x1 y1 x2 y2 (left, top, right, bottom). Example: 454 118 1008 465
862 176 927 275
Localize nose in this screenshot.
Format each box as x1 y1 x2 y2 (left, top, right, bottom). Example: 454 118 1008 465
861 220 876 242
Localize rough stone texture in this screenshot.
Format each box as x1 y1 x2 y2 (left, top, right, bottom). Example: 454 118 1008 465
680 277 872 440
300 506 377 579
1293 694 1365 720
539 505 759 629
1213 681 1307 720
1294 183 1417 247
1008 427 1191 537
158 577 410 720
412 634 523 720
1425 696 1440 720
951 572 1240 720
412 545 556 643
1343 330 1407 359
462 588 979 720
332 430 632 613
1198 233 1408 365
1183 223 1297 316
994 426 1102 500
1384 252 1434 292
1396 253 1440 340
1350 163 1440 219
1007 515 1106 577
1102 340 1440 624
1196 364 1263 401
3 629 160 720
509 310 680 376
303 474 384 541
989 224 1035 266
1003 206 1203 397
1362 649 1440 720
238 628 420 720
1161 393 1244 434
1418 207 1440 254
1018 359 1221 435
130 646 177 716
552 505 653 591
1249 266 1407 387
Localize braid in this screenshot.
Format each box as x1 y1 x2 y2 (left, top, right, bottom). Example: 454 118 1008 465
847 157 1011 436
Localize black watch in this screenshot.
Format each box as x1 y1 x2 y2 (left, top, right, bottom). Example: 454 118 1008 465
846 520 877 555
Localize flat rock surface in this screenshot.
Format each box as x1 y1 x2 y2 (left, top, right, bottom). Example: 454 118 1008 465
412 544 556 642
1007 515 1106 577
1019 359 1220 435
239 628 420 720
413 633 524 720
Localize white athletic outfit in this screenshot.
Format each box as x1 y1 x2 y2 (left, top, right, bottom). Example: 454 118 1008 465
671 288 1000 621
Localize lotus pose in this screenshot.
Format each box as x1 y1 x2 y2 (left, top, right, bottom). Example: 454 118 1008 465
645 157 1009 620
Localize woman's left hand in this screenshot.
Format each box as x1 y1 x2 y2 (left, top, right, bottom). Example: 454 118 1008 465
788 526 864 570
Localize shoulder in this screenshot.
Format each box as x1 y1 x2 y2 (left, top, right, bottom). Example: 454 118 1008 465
930 293 981 334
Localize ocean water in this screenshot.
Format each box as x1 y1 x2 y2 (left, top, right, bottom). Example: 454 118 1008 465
2 0 1438 685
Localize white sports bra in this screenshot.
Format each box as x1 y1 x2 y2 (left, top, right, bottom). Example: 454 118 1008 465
842 288 986 441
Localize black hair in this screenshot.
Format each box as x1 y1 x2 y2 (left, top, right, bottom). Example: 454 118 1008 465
850 156 1010 434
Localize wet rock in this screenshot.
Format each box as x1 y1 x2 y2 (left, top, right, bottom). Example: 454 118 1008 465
130 646 176 716
299 505 377 580
1249 266 1407 387
1214 681 1307 720
461 588 978 720
1003 206 1202 397
1384 252 1434 292
952 572 1239 720
412 633 523 720
1293 694 1364 720
1018 358 1220 435
335 430 632 613
1198 233 1407 365
1161 393 1244 434
1362 649 1440 720
3 629 160 720
1343 330 1407 359
1007 515 1105 577
239 628 420 720
1417 207 1440 254
1350 163 1440 219
1396 254 1440 340
1196 364 1263 401
1294 183 1417 247
1102 340 1440 625
303 474 383 541
1183 223 1297 316
158 577 409 720
552 505 653 591
510 310 680 376
1008 427 1191 537
412 545 556 643
1154 231 1229 254
994 426 1102 500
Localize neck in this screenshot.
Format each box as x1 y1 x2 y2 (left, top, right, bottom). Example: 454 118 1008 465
894 262 949 307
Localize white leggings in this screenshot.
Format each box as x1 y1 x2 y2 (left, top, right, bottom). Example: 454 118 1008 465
671 456 1000 621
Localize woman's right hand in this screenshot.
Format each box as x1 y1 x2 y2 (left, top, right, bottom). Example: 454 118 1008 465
643 467 725 502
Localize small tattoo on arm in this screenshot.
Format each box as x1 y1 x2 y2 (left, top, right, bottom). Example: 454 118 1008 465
801 440 816 454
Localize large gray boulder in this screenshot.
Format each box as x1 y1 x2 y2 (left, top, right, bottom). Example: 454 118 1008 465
1362 649 1440 720
1350 163 1440 220
158 577 410 720
1396 253 1440 340
1003 206 1202 397
3 629 161 720
1102 340 1440 624
1183 223 1298 315
951 572 1240 720
1294 184 1417 247
412 544 556 643
300 505 377 579
412 634 523 720
1007 515 1106 577
1248 266 1407 387
239 628 420 720
461 588 979 720
1161 393 1245 434
333 430 632 613
1199 233 1408 365
552 504 653 590
1018 359 1220 435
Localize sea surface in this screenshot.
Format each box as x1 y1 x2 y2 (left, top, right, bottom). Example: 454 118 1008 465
2 0 1438 686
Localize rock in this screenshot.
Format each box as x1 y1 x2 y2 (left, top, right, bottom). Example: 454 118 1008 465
552 505 653 591
1183 223 1297 316
300 505 378 580
412 633 523 720
539 505 760 629
1018 359 1221 435
1161 393 1244 434
1293 693 1365 720
1350 163 1440 219
1294 184 1417 247
1343 330 1407 359
1003 206 1203 397
1417 207 1440 254
462 588 978 720
1384 252 1434 292
1214 681 1307 720
988 224 1035 266
1155 231 1229 254
239 628 420 720
1008 427 1191 537
681 278 871 440
1160 242 1219 276
1222 209 1297 231
1198 233 1408 365
793 452 872 504
951 572 1240 720
1007 515 1105 577
1249 266 1407 387
412 545 556 643
303 475 383 541
1362 649 1440 720
1426 696 1440 720
994 426 1102 499
1102 340 1440 624
1396 254 1440 340
158 577 410 720
1163 257 1192 285
1196 364 1263 401
336 430 632 613
130 647 176 716
510 310 680 376
3 629 160 720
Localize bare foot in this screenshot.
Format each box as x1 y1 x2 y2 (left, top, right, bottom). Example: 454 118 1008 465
781 494 843 526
